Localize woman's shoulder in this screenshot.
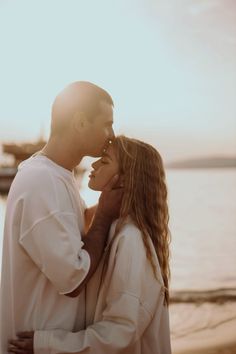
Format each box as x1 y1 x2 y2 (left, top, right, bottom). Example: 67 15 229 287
109 216 143 244
105 217 165 311
108 217 151 265
109 217 163 283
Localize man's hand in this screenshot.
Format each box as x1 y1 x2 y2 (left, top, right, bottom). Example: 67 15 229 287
8 331 34 354
96 174 123 221
84 204 97 234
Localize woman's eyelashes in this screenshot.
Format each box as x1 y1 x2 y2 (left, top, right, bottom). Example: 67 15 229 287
101 158 109 164
92 158 107 170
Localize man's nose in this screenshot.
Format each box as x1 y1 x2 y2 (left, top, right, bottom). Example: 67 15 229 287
109 127 115 140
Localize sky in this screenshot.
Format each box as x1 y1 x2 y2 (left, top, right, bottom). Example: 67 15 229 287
0 0 235 161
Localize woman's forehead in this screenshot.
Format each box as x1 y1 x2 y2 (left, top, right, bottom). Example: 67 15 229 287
104 144 117 159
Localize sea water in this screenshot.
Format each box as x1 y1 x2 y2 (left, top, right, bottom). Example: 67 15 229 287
1 169 236 300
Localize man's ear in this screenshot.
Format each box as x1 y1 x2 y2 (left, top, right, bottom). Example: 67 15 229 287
73 112 87 132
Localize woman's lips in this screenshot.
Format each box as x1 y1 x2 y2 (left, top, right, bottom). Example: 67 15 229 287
89 171 95 178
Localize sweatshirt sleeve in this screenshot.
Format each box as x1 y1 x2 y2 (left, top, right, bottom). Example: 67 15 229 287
20 211 90 295
18 169 90 294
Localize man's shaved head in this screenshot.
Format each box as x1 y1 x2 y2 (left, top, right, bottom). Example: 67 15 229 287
51 81 114 136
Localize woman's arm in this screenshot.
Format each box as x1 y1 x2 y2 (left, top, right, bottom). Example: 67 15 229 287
8 293 152 354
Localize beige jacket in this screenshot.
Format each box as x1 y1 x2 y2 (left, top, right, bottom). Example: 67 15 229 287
35 219 172 354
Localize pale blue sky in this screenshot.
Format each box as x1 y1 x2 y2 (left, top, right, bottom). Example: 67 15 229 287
0 0 235 160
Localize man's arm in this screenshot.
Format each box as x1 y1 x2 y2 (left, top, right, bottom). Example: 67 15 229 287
66 175 122 297
84 205 97 233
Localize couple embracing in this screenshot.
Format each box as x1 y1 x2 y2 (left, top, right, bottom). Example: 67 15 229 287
1 81 171 354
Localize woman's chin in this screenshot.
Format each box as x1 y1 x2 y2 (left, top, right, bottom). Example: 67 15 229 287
88 181 102 192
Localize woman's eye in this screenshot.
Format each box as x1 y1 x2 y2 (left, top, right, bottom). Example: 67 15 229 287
101 159 109 164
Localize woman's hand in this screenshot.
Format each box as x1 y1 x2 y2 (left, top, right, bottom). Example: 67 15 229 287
8 331 34 354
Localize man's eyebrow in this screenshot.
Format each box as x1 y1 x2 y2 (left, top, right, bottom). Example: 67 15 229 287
105 120 113 125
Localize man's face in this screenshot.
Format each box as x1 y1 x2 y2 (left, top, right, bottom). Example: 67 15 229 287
84 100 115 157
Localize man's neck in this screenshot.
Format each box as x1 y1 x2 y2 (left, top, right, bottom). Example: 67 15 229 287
40 137 83 171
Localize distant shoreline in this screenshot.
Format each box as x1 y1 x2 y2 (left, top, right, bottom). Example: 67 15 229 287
167 165 236 170
166 156 236 169
170 288 236 304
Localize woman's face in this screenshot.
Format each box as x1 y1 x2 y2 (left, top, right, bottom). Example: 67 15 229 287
88 144 120 191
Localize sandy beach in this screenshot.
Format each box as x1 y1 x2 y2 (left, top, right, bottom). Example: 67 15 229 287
170 302 236 354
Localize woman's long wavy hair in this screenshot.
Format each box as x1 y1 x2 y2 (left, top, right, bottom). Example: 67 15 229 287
106 136 171 305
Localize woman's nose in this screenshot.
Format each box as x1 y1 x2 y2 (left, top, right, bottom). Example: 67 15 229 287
91 160 100 170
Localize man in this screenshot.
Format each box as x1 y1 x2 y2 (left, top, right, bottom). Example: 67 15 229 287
0 81 122 354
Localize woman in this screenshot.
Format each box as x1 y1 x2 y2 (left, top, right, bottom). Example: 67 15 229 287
9 136 171 354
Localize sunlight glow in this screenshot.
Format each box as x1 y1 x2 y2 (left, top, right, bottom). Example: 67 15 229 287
0 0 235 160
